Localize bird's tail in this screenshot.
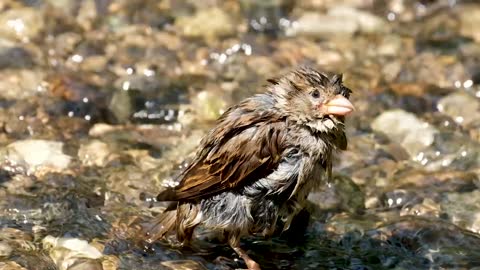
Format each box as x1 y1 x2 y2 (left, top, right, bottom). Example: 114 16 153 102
142 202 202 245
143 208 177 244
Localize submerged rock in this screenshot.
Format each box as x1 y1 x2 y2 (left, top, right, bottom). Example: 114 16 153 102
175 8 236 39
161 260 208 270
1 140 71 175
77 140 114 167
441 190 480 234
0 8 45 42
43 236 103 270
287 6 387 37
287 12 358 37
328 6 388 34
371 109 438 158
308 174 365 215
0 69 45 100
437 91 480 127
458 4 480 43
0 261 28 270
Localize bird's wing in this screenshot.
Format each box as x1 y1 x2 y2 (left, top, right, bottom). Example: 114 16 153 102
157 98 287 201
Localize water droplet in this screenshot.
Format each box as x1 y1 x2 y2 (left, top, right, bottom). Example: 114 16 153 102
421 158 428 165
387 12 396 21
71 54 84 63
218 53 227 64
6 18 25 34
259 16 267 25
231 44 241 53
143 68 155 77
387 198 394 207
122 81 131 91
463 80 473 89
437 104 444 112
164 109 175 121
242 44 252 56
442 159 450 167
415 152 424 162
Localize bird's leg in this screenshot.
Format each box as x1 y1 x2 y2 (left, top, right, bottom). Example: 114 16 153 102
228 233 261 270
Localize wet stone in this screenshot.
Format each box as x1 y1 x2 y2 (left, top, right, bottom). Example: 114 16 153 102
77 140 114 167
441 190 480 234
0 242 12 257
1 140 72 175
0 69 45 100
175 8 236 39
43 235 103 270
0 44 35 69
161 260 208 270
437 91 480 127
371 109 438 158
308 174 365 215
457 4 480 43
0 261 28 270
0 8 45 42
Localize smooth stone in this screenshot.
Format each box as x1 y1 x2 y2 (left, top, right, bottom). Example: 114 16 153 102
2 140 71 174
371 109 438 157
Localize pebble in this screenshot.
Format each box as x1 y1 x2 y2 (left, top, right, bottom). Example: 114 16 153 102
371 109 438 157
77 140 112 167
0 69 45 100
175 8 236 39
161 260 208 270
0 8 44 42
0 242 12 257
286 6 387 37
437 91 480 127
458 4 480 43
286 12 358 37
43 235 103 270
2 140 72 175
0 261 28 270
442 190 480 234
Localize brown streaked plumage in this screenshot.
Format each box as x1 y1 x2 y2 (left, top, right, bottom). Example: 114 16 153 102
145 66 354 270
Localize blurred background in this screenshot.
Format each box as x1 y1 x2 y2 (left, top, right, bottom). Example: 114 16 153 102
0 0 479 269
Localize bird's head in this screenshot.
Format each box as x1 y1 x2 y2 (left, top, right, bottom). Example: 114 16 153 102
268 67 354 133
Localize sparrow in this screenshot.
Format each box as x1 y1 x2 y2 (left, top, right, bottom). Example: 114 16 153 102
144 67 354 270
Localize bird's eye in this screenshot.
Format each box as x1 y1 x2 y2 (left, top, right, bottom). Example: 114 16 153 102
311 90 320 98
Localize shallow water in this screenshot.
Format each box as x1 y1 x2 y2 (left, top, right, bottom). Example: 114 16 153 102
0 0 480 269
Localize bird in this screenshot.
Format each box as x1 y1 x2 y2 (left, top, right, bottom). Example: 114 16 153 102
144 66 354 270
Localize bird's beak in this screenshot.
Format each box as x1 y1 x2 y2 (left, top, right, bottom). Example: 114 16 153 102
324 95 355 116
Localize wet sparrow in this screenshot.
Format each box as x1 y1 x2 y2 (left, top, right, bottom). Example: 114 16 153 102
145 67 354 270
